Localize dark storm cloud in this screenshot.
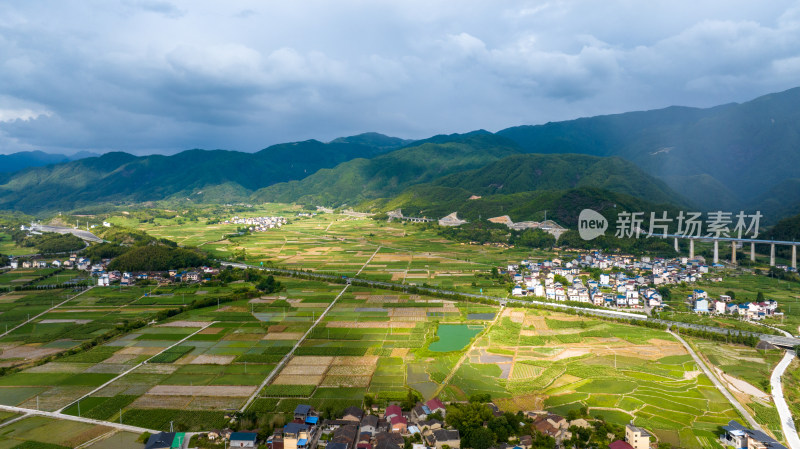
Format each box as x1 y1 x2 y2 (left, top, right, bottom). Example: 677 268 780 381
0 1 799 154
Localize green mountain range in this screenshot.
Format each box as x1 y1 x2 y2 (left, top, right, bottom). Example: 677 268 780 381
498 87 800 217
368 185 682 229
2 87 800 225
428 153 684 206
252 132 522 206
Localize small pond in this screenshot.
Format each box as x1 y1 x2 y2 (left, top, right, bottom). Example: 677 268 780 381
428 324 481 352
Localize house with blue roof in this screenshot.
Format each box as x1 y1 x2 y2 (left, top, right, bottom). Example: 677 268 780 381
720 420 787 449
230 431 258 448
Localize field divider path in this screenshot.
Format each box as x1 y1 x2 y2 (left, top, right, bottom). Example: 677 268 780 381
56 320 217 414
356 246 382 276
669 330 762 430
0 286 94 339
73 429 118 448
240 282 351 412
0 403 157 434
432 304 505 398
0 412 32 429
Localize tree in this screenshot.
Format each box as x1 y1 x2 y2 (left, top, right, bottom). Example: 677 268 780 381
256 275 282 293
468 393 491 403
364 394 375 409
757 291 765 302
446 402 493 435
468 427 495 449
725 290 736 300
402 389 422 411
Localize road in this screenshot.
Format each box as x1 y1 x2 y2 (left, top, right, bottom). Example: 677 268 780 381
30 223 103 243
220 261 800 348
58 321 217 413
772 351 800 449
670 330 762 430
432 304 505 398
0 286 94 339
356 246 381 276
239 283 351 412
762 324 800 449
0 404 157 434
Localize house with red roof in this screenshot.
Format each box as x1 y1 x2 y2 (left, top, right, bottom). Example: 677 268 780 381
425 398 446 417
390 415 408 433
384 405 402 421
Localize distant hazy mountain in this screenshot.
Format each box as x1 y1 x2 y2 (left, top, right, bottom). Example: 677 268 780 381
0 151 98 174
0 134 404 212
498 87 800 220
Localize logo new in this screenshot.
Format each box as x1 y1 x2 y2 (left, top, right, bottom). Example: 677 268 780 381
578 209 607 240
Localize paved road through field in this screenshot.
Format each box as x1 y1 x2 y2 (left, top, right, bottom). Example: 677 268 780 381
764 324 800 449
433 304 505 398
670 330 762 430
0 404 157 434
0 286 94 339
57 321 217 413
240 283 351 412
772 351 800 449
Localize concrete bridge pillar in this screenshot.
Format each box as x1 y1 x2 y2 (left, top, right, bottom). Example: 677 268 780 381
793 245 797 270
674 237 679 253
750 242 756 262
731 241 737 265
713 240 719 264
770 244 776 267
689 239 695 259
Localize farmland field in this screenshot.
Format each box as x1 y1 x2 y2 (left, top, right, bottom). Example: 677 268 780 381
0 415 140 448
0 208 792 448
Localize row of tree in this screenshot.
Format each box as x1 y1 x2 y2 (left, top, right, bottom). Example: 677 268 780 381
11 231 85 254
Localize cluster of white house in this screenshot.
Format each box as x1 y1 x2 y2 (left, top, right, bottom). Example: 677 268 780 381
97 266 219 287
508 252 723 309
9 253 92 271
690 289 778 320
222 215 287 232
510 274 662 309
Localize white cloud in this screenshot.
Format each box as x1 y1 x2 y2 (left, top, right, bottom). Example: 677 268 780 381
0 108 50 122
0 1 798 154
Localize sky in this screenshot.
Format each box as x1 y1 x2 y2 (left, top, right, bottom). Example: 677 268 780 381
1 1 800 155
